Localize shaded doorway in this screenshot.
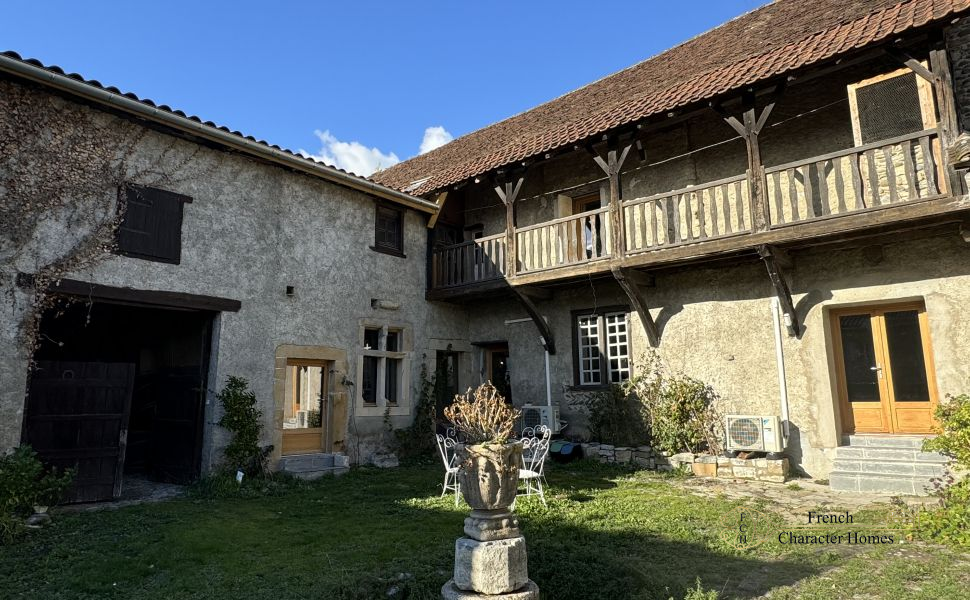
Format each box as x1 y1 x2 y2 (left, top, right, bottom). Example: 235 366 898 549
25 300 214 501
484 343 512 403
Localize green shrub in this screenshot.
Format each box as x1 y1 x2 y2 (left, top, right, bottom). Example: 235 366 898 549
217 376 272 476
587 384 650 447
392 363 438 463
0 445 74 544
902 393 970 547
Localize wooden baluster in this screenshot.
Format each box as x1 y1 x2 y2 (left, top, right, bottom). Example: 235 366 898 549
589 214 599 260
771 171 784 225
684 193 694 241
734 180 745 231
817 161 830 216
920 135 937 196
672 195 682 243
804 165 816 219
901 140 917 200
833 156 846 215
866 150 880 206
710 186 721 236
720 184 731 234
850 153 864 209
883 146 898 204
786 168 799 222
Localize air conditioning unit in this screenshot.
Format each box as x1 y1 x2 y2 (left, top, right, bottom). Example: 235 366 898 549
725 415 784 453
519 404 562 434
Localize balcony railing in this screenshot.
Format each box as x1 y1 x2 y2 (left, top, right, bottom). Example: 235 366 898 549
516 206 612 274
429 129 949 291
765 129 944 226
430 233 506 288
623 173 751 253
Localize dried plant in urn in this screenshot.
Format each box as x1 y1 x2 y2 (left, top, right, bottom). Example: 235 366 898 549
445 382 522 510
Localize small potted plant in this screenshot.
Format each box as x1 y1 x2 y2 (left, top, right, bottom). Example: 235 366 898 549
445 382 522 510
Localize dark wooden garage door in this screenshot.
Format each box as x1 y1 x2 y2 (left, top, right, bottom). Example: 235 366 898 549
24 361 135 503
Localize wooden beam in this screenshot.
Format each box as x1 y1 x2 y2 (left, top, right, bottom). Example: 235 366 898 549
591 142 633 259
509 285 555 354
495 176 524 277
611 266 659 346
515 285 553 301
20 275 242 312
757 245 800 337
427 191 448 229
929 46 964 195
885 46 935 83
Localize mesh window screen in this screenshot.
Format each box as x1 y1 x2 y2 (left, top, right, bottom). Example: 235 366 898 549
856 73 924 144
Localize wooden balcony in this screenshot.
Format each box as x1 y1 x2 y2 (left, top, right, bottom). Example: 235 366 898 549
428 129 967 300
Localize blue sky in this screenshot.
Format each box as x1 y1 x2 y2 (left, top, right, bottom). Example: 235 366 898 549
2 1 765 175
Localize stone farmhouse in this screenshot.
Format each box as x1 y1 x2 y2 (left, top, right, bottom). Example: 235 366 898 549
3 0 970 501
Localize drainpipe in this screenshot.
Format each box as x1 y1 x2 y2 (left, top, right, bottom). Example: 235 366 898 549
770 297 791 444
542 339 552 409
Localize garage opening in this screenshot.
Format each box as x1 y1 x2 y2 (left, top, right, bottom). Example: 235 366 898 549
25 298 215 502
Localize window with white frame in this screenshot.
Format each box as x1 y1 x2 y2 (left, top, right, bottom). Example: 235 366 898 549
358 323 409 412
573 308 630 386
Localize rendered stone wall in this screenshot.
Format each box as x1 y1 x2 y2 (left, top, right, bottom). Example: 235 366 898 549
0 78 470 470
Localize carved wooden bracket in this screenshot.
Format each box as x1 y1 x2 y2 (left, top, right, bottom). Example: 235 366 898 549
509 285 556 354
757 244 801 337
494 176 524 277
611 266 660 347
591 141 633 258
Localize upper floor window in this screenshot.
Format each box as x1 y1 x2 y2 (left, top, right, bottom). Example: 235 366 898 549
372 204 404 256
848 66 936 146
117 184 192 264
573 308 631 387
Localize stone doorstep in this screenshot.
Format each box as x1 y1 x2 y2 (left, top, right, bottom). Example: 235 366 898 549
842 434 931 449
829 471 935 495
832 459 948 477
835 446 950 462
286 467 349 480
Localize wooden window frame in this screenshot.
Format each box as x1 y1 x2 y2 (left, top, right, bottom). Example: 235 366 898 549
371 203 406 258
570 305 630 389
116 184 192 264
847 65 937 147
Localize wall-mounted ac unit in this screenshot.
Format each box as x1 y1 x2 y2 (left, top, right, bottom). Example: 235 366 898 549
725 415 784 453
519 404 561 434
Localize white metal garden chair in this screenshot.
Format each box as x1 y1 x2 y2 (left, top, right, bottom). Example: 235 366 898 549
435 433 461 507
514 428 551 508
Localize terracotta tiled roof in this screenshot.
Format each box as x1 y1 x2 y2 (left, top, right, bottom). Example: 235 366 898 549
373 0 970 196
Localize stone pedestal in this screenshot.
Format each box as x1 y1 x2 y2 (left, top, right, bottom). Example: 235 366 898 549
444 507 539 598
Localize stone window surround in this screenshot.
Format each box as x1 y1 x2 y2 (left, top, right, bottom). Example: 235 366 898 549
356 319 413 417
271 344 350 467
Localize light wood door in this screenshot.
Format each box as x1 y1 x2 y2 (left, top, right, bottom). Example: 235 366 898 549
832 303 939 434
281 360 330 455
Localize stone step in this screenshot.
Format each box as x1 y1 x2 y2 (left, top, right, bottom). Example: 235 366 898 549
833 446 950 463
829 471 938 495
278 452 336 472
841 434 931 449
832 458 948 478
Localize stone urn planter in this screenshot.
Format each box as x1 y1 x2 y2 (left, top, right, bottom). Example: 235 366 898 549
456 442 521 510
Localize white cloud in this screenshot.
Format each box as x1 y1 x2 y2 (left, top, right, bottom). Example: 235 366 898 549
419 126 453 154
300 129 399 177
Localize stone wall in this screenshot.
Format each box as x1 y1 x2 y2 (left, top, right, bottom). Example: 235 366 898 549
579 443 790 483
0 78 470 470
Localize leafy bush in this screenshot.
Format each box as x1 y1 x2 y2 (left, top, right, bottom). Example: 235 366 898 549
217 376 272 476
393 363 438 463
587 384 649 447
1 445 74 544
445 381 520 444
587 352 722 454
901 393 970 547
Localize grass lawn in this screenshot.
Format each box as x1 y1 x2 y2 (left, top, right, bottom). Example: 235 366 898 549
1 461 967 599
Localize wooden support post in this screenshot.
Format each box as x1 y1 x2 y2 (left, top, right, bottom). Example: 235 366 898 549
757 244 801 337
509 285 556 354
929 46 965 195
591 141 633 258
717 85 783 232
495 177 524 277
611 266 660 347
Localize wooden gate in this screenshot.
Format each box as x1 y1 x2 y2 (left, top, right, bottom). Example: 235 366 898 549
24 361 135 503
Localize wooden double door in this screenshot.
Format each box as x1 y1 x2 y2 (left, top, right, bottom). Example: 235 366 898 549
832 303 939 434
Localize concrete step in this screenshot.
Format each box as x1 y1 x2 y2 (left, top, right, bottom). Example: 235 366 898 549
833 446 950 463
841 434 931 449
278 453 350 479
829 471 939 495
832 458 948 478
